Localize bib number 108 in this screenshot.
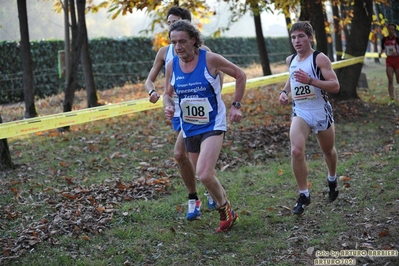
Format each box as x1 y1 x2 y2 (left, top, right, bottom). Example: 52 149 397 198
185 105 205 117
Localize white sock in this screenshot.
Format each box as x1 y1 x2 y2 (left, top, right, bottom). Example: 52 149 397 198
328 175 337 182
300 189 310 198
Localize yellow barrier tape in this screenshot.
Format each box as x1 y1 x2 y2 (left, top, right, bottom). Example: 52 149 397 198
331 56 364 68
0 56 365 139
365 52 386 58
0 99 163 139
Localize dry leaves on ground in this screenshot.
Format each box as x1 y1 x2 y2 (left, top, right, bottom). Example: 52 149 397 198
0 177 170 262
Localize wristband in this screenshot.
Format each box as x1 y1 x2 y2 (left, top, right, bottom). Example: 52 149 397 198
149 89 155 96
308 77 313 85
280 90 288 95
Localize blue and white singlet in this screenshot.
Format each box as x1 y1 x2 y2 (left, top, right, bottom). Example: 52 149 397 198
170 49 225 138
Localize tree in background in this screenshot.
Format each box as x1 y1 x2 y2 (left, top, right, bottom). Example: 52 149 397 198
56 0 100 131
61 0 84 131
17 0 38 119
106 0 213 48
79 1 100 108
0 116 14 170
299 0 329 56
278 3 296 54
251 1 272 76
220 0 282 76
220 0 274 76
333 0 373 100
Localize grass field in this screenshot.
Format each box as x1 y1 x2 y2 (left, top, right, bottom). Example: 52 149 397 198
0 58 398 266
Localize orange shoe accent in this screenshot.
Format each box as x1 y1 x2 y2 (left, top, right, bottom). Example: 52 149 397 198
216 201 238 233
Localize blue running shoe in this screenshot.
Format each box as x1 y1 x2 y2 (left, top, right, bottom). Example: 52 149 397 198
186 199 201 221
204 191 217 210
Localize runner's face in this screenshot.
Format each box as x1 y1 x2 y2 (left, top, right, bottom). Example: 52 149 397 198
167 14 182 25
170 30 195 60
291 30 312 53
388 25 396 37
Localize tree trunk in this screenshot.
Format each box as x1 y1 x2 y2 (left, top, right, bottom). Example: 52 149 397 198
64 0 71 87
17 0 38 119
299 0 311 21
60 0 84 132
252 5 271 76
332 0 373 100
299 0 328 54
63 0 81 113
310 0 328 55
283 7 295 54
324 11 334 62
80 17 100 108
332 3 343 61
0 116 14 171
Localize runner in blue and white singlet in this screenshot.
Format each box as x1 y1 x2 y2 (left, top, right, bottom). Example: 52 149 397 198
164 20 246 233
170 49 225 138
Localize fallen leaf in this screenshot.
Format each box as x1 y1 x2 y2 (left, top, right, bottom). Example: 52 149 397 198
59 161 71 167
378 230 389 238
339 176 351 182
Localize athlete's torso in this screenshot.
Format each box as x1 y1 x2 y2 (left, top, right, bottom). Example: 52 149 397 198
382 36 399 57
289 51 329 111
170 49 225 137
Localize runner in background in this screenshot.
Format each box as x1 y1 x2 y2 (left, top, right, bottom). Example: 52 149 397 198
379 23 399 100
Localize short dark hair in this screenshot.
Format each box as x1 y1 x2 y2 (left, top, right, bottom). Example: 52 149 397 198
166 6 192 22
290 21 314 37
169 20 203 48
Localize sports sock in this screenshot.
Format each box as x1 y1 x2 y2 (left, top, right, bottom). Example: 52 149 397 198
188 192 198 200
299 189 310 198
328 175 337 182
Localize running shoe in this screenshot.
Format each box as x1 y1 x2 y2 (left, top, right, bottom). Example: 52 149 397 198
186 199 201 221
216 201 238 233
328 179 339 202
204 191 217 210
292 193 311 215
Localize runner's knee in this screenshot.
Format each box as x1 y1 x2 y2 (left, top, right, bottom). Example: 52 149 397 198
291 146 305 160
174 148 188 162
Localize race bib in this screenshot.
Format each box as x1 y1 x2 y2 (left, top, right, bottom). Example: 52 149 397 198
180 98 212 125
386 45 396 56
292 80 317 102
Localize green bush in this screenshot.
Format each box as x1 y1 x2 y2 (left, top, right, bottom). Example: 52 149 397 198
0 37 290 104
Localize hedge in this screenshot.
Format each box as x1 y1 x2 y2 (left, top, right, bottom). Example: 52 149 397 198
0 36 291 104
